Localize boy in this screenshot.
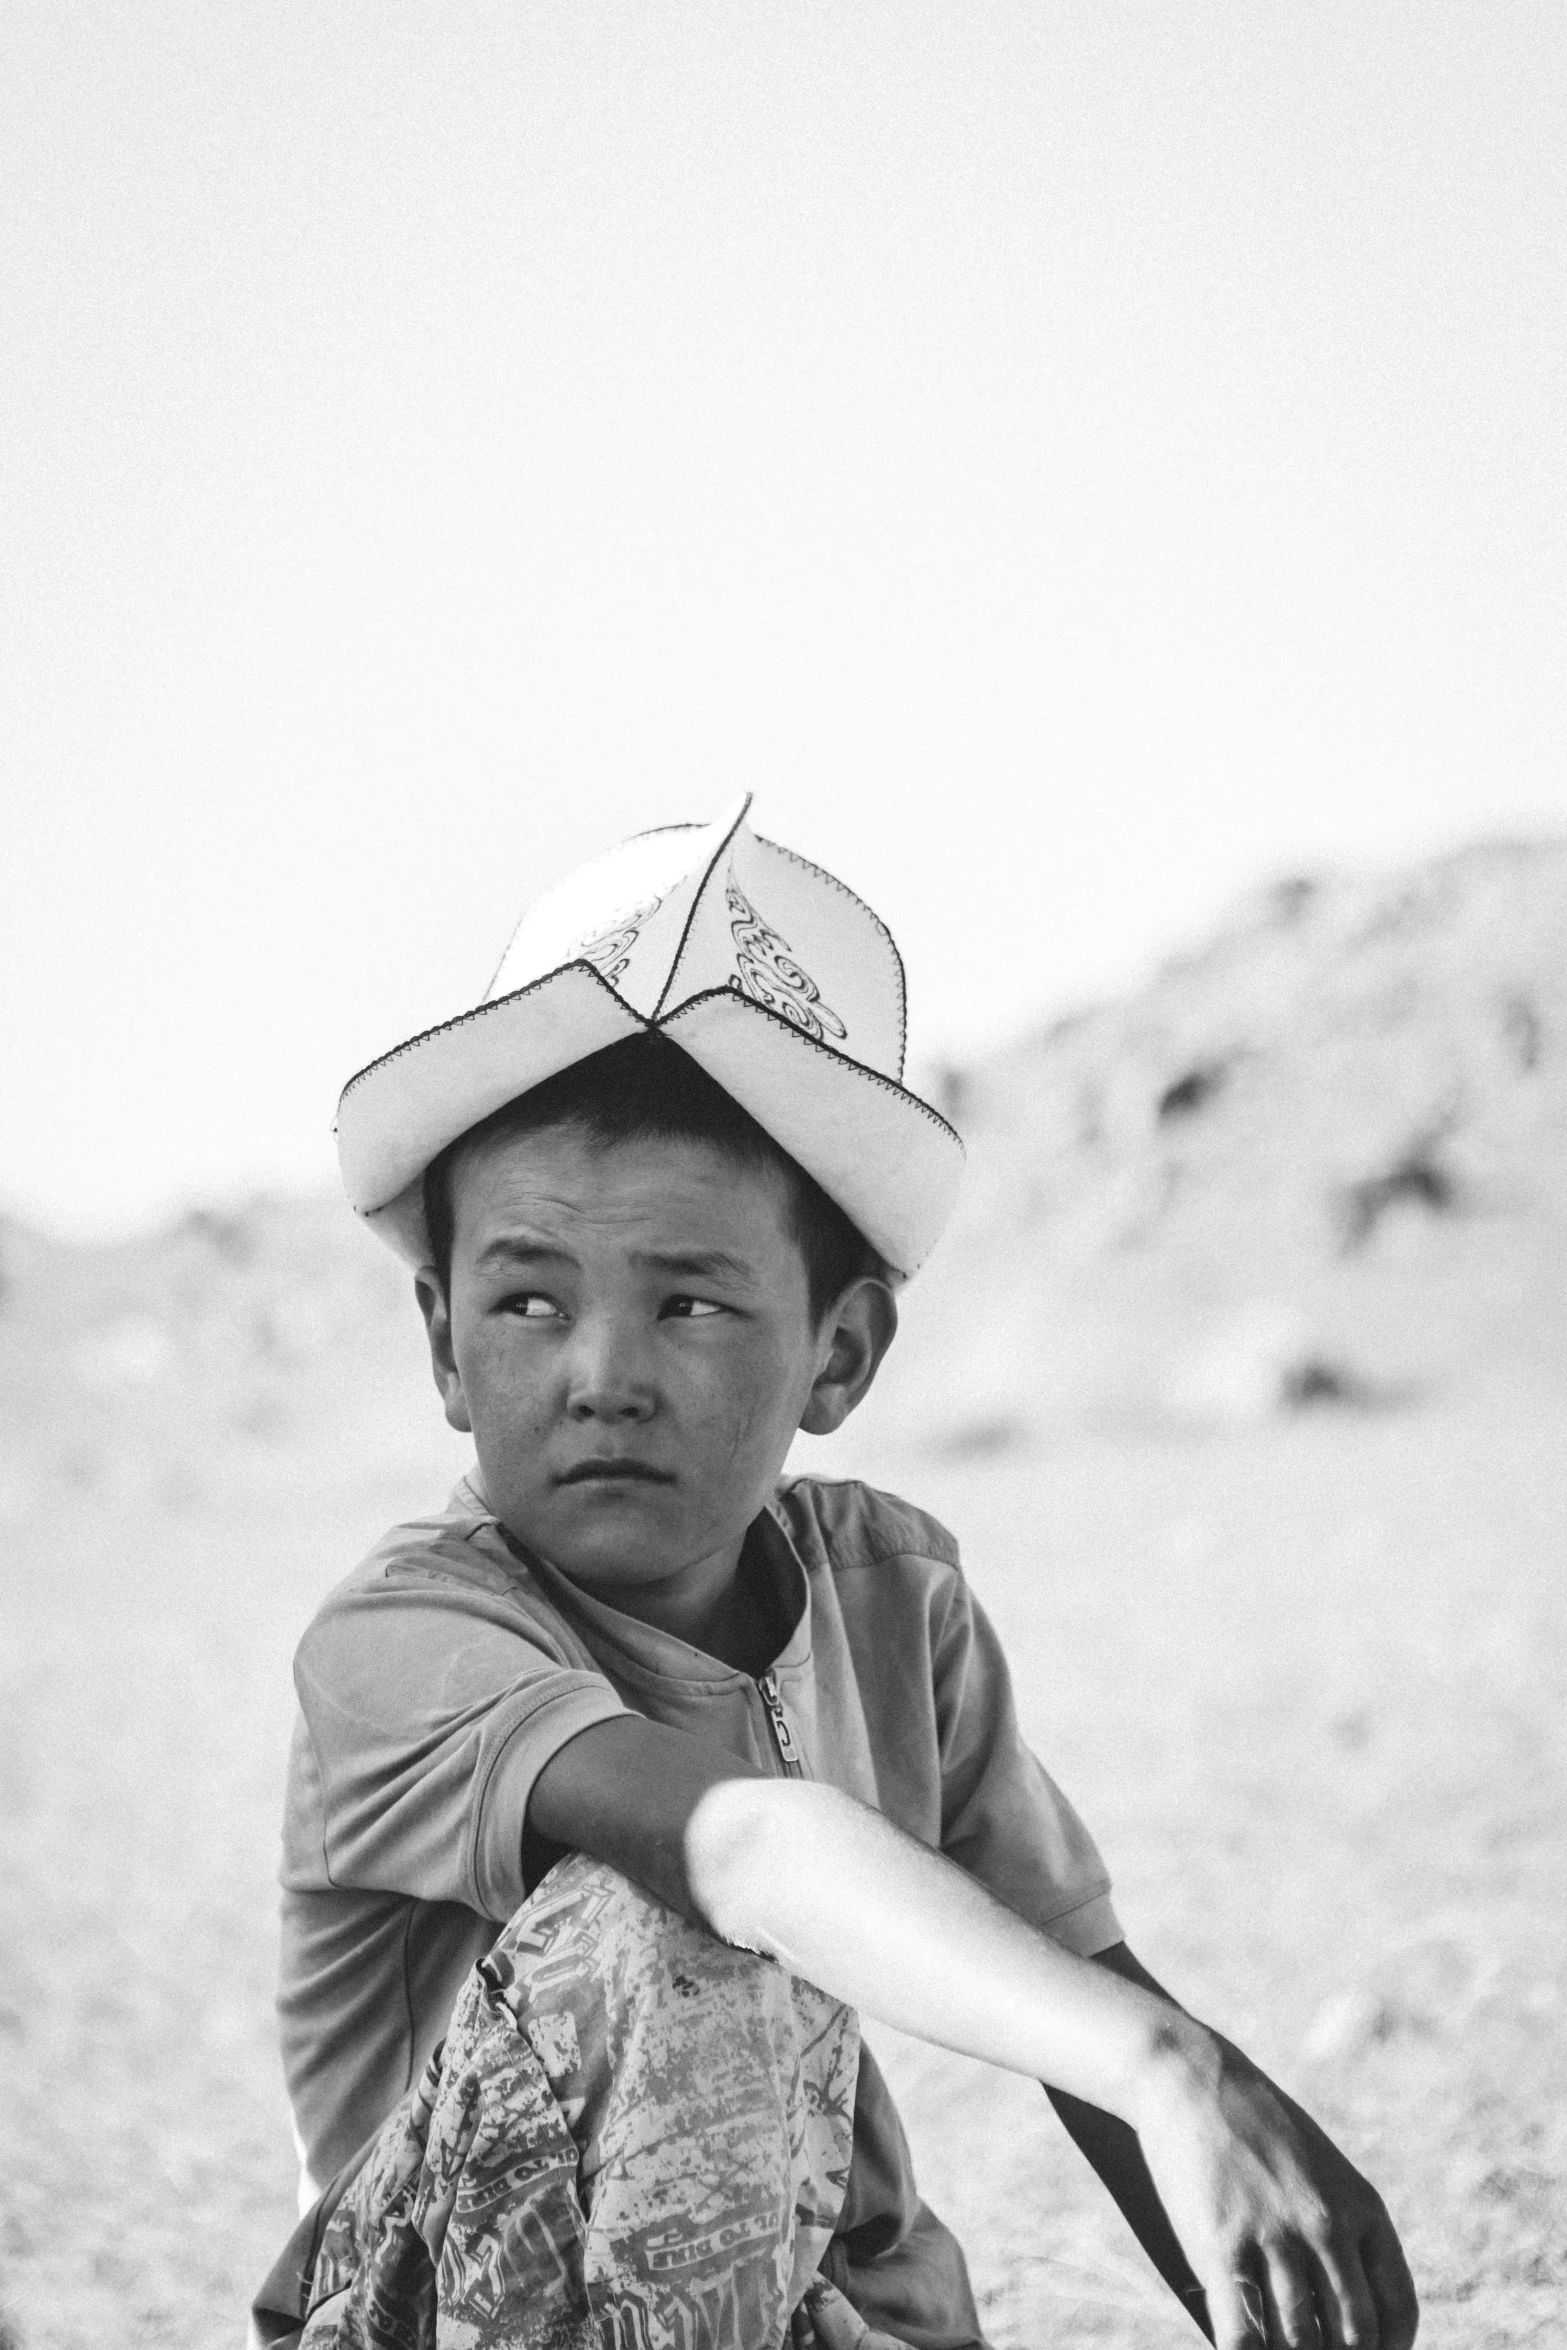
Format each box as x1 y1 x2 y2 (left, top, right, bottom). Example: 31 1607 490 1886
256 800 1417 2350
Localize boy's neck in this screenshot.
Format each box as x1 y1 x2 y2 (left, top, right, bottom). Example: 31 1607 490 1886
639 1535 786 1677
498 1510 793 1679
606 1537 751 1665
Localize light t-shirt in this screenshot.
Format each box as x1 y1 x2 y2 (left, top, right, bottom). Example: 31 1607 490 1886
278 1472 1120 2350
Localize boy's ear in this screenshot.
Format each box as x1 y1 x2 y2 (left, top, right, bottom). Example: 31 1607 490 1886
414 1270 474 1434
798 1277 898 1437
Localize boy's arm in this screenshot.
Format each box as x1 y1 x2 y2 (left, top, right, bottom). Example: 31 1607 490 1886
531 1716 1418 2350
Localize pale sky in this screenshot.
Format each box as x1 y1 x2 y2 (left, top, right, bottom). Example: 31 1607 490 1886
3 5 1564 1238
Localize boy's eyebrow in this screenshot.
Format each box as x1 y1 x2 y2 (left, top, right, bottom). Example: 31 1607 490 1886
473 1236 757 1284
474 1237 576 1270
634 1247 756 1284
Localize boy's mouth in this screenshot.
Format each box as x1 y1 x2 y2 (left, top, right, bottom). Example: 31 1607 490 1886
555 1458 677 1487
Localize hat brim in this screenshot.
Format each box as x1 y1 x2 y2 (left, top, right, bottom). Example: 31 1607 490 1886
336 963 963 1281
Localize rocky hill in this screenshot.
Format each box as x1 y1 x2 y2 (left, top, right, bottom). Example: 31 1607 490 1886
2 837 1563 1507
886 835 1567 1447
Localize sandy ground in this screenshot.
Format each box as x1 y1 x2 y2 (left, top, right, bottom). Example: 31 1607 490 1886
2 1365 1563 2347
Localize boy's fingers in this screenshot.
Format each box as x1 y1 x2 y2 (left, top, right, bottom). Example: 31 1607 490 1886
1361 2210 1420 2350
1262 2249 1324 2349
1203 2262 1270 2350
1308 2233 1380 2350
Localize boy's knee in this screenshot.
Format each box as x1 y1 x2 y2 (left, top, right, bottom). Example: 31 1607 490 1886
490 1849 783 2021
434 1850 860 2326
480 1846 857 2173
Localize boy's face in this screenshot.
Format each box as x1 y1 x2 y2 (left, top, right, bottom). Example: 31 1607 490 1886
416 1122 892 1608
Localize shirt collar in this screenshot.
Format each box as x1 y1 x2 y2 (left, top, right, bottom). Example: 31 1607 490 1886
447 1472 813 1684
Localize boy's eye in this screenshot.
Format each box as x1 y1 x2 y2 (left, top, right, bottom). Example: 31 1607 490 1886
661 1296 725 1320
502 1293 562 1320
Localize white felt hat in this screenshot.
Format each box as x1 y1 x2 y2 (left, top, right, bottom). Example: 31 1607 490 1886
335 795 964 1280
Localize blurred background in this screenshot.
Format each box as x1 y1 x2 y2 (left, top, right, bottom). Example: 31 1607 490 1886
1 7 1563 2345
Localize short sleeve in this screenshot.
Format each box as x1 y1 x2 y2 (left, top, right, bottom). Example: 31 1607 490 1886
287 1557 627 1922
932 1573 1122 1956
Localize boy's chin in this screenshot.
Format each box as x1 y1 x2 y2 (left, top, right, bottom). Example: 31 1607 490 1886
507 1487 711 1588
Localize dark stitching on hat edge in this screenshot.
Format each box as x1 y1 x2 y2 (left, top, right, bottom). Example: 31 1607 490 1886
336 962 652 1114
656 987 963 1149
341 970 962 1148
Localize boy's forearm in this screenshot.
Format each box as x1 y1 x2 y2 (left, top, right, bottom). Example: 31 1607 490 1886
686 1774 1207 2125
531 1719 1418 2350
534 1719 1206 2122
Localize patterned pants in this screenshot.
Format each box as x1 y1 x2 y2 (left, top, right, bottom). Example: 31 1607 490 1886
253 1854 914 2350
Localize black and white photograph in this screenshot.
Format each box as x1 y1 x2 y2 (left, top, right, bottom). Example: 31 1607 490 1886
2 9 1563 2347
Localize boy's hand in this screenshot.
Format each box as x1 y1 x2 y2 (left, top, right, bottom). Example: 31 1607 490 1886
1131 2032 1418 2349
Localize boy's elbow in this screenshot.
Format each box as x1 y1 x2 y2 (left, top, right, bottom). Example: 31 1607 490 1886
684 1776 836 1951
683 1776 775 1937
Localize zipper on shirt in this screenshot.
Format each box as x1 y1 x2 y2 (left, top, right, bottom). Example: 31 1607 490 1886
756 1671 804 1778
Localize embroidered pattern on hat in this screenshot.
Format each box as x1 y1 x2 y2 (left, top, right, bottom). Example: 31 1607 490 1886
724 879 848 1044
569 896 664 987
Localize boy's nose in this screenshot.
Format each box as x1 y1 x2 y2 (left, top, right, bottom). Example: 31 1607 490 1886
563 1322 656 1423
